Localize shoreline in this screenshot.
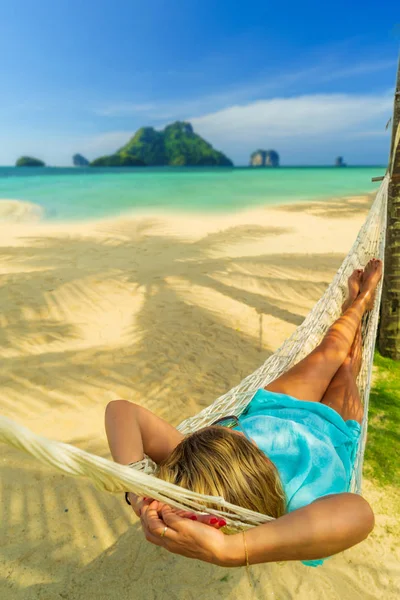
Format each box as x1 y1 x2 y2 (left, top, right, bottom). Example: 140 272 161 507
0 188 376 228
0 165 387 172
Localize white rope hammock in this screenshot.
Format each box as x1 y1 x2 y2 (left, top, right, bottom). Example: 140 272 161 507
0 176 388 530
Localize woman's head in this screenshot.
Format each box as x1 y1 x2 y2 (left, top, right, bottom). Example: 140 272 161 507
157 426 286 518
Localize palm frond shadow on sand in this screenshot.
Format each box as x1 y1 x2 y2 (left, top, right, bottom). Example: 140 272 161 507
0 219 357 599
0 221 338 422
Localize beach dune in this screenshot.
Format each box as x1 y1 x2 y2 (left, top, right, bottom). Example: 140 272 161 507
0 194 399 599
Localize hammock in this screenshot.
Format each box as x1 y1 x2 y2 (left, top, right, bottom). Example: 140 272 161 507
0 175 388 530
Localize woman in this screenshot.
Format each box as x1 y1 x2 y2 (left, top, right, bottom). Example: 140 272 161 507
105 259 381 568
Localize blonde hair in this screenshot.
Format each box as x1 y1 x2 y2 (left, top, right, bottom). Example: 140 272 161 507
157 426 286 518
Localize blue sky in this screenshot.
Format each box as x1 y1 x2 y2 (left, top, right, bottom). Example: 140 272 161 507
0 0 399 166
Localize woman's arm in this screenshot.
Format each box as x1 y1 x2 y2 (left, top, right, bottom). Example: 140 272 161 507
222 492 375 566
105 400 184 516
105 399 184 465
139 492 374 567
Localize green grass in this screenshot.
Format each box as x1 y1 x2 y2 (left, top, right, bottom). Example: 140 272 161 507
364 351 400 487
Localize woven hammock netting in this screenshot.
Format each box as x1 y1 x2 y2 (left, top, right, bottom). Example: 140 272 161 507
0 176 389 530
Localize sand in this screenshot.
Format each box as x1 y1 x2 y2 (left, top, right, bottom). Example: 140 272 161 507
0 193 399 599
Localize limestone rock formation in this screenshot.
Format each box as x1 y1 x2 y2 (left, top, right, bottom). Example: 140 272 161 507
73 154 90 167
250 150 280 167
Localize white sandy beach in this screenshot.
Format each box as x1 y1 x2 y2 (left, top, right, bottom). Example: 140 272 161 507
0 194 399 599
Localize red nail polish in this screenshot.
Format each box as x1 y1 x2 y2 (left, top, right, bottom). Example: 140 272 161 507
190 515 198 521
218 519 227 527
210 517 218 524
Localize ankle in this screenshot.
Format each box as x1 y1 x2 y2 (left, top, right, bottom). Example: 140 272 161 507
356 290 371 310
341 301 350 314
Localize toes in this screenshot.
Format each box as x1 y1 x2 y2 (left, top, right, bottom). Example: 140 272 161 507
348 269 362 288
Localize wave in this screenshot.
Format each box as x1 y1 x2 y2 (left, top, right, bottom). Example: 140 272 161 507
0 199 44 223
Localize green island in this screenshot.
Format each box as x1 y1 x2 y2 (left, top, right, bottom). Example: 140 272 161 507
91 154 146 167
16 156 45 167
90 121 233 167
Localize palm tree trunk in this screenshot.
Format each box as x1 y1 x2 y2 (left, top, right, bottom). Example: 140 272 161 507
378 58 400 360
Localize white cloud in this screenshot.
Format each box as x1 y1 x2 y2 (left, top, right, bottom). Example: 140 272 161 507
190 93 392 142
186 92 391 165
94 58 397 121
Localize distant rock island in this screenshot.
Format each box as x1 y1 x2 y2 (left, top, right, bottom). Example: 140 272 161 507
16 156 45 167
73 154 89 167
90 121 233 167
335 156 347 167
250 150 280 167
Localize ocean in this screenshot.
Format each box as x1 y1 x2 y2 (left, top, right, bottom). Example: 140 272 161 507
0 166 385 222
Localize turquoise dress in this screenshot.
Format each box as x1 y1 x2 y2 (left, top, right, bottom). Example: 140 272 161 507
235 388 361 567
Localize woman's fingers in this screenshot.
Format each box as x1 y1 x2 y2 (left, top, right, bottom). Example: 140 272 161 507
142 501 178 540
160 504 188 527
141 499 227 533
161 505 226 530
158 504 227 529
196 514 227 529
140 502 169 547
169 509 226 529
140 501 227 564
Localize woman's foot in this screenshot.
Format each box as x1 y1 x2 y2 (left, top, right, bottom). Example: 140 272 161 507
342 269 363 313
360 259 383 310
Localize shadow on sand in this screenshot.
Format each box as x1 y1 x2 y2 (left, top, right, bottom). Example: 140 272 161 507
2 218 377 599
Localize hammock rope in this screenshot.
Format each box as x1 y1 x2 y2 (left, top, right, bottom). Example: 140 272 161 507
0 176 389 529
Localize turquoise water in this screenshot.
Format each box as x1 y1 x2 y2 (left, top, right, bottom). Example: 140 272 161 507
0 166 385 222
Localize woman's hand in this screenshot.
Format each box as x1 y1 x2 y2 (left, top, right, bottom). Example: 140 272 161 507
139 500 239 566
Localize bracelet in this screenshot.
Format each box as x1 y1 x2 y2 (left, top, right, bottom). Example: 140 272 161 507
242 530 252 587
125 492 132 506
242 530 249 567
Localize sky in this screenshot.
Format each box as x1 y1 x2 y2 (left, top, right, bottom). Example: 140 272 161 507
0 0 399 166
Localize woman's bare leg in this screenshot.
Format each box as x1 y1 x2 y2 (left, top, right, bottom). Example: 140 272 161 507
320 264 372 423
264 259 382 403
320 327 363 423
